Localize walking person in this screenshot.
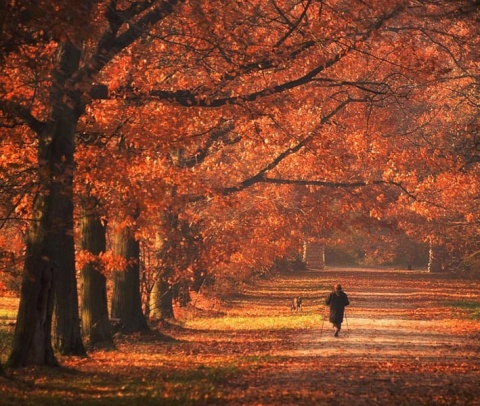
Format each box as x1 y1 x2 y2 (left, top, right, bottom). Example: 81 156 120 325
325 283 350 337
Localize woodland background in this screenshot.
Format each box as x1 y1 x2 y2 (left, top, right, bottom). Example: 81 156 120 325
0 0 479 379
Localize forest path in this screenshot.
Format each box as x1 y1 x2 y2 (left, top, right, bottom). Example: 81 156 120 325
2 267 480 405
221 267 480 405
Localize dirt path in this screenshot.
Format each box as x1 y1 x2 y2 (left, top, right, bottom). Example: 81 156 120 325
222 267 480 405
2 267 480 405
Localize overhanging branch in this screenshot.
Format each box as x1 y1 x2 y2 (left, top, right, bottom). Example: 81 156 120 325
73 0 183 88
0 99 45 134
143 5 404 108
262 177 418 199
222 98 351 195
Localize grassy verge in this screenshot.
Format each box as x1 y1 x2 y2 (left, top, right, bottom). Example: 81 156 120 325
181 313 323 331
0 297 18 320
0 305 323 404
0 324 14 365
447 300 480 320
0 297 17 367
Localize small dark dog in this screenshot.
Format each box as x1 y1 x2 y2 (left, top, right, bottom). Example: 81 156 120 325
291 296 303 312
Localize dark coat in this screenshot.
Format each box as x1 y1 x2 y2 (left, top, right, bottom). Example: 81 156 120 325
326 290 349 324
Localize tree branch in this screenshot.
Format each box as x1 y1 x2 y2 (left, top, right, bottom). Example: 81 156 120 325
0 99 45 134
145 4 405 107
181 120 237 168
72 0 183 87
274 0 313 48
222 98 351 195
261 177 419 200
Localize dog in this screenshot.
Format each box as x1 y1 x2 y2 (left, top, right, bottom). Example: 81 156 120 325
291 296 303 312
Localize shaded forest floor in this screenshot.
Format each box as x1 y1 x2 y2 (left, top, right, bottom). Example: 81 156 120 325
1 267 480 405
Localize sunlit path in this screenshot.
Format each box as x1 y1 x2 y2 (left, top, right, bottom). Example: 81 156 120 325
224 266 480 405
2 266 479 405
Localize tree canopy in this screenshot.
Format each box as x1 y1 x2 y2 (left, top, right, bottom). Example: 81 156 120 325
0 0 478 366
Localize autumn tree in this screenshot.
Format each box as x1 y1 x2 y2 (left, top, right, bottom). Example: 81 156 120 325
3 36 88 365
1 0 478 367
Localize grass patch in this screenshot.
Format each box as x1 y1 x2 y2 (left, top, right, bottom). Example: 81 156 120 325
0 297 17 365
112 365 239 404
242 353 291 364
0 309 17 320
0 298 17 368
182 313 323 331
0 297 18 320
448 301 480 320
0 325 14 365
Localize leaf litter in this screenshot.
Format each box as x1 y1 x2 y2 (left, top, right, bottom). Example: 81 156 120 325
1 267 480 405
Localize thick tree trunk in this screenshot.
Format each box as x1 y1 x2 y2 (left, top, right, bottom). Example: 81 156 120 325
49 44 85 357
79 200 113 348
111 224 149 332
8 42 85 366
158 278 174 319
51 146 85 354
150 273 174 320
8 231 57 367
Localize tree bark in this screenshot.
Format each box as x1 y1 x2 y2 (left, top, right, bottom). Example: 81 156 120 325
428 241 447 273
7 231 57 367
158 278 174 319
79 199 113 348
8 42 85 366
49 44 85 357
304 242 326 269
111 224 149 332
150 271 174 320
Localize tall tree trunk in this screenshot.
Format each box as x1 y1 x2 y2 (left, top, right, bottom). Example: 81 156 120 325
304 242 326 270
51 150 85 354
319 244 326 270
158 277 174 319
8 42 85 366
111 224 148 332
302 240 308 263
150 270 174 320
428 241 447 273
8 224 57 366
49 44 85 357
79 199 113 348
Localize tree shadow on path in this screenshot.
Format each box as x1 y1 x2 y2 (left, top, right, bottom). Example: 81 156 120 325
230 266 480 405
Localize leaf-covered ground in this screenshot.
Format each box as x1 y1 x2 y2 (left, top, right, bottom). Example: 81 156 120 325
1 267 480 405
